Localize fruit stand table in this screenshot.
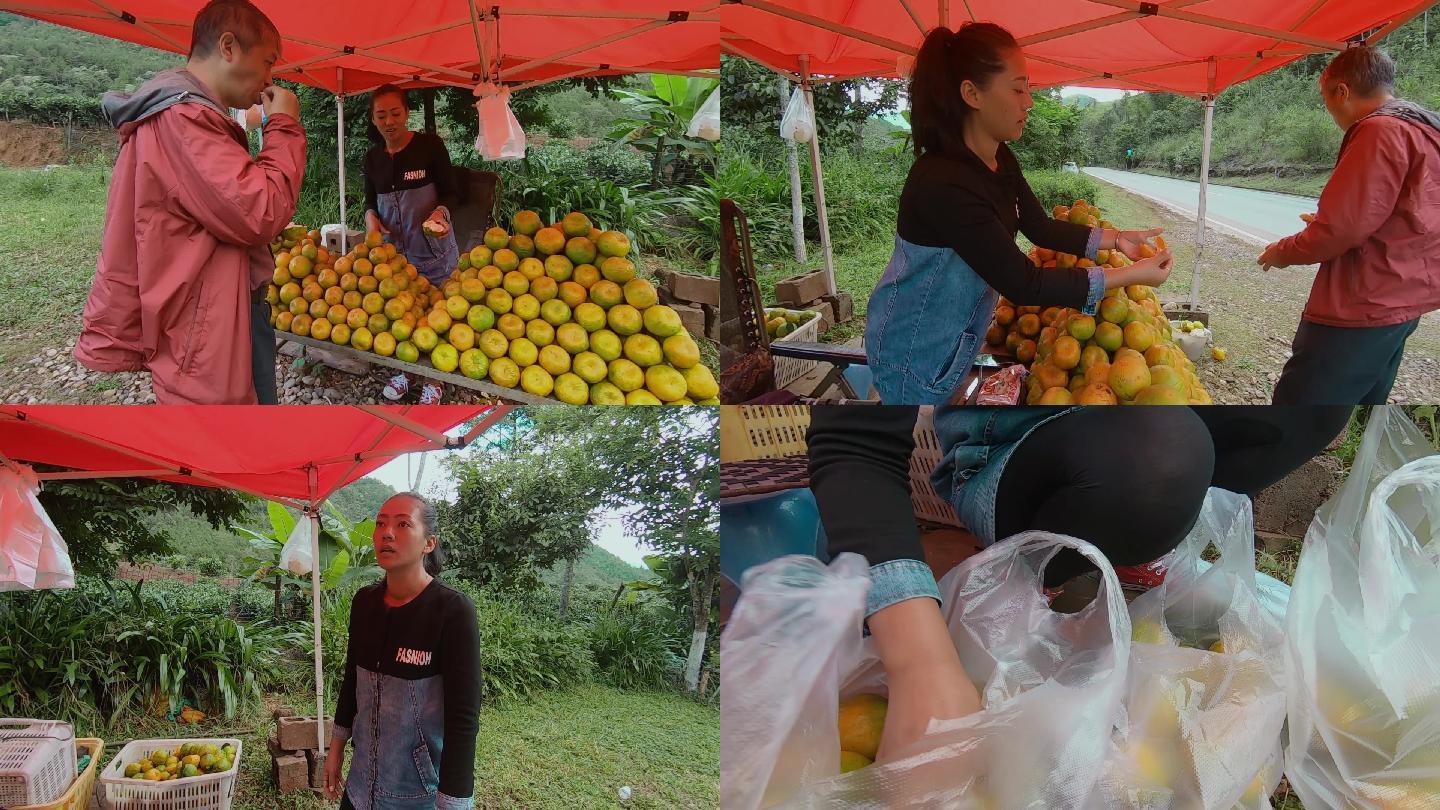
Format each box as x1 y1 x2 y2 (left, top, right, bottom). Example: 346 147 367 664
276 332 557 406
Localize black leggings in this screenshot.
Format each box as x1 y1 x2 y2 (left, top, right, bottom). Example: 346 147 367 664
339 792 354 810
994 406 1352 586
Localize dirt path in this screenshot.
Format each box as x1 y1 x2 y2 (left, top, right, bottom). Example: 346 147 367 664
1092 177 1440 405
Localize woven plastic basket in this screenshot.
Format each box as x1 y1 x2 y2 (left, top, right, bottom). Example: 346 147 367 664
99 738 241 810
771 314 822 389
12 738 102 810
727 405 962 527
0 719 77 808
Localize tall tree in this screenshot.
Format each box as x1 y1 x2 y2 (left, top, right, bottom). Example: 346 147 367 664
524 408 719 693
34 474 251 575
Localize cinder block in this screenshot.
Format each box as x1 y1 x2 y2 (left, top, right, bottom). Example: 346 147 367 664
272 706 297 723
774 271 830 307
305 749 327 789
277 715 332 752
821 292 854 323
674 303 706 338
273 752 308 793
803 299 836 331
701 304 719 341
669 272 720 307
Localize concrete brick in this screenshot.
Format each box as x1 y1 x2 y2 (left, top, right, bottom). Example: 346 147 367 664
305 749 327 789
272 706 297 723
674 303 706 338
802 299 836 331
273 753 308 793
701 304 719 341
774 270 830 307
277 715 332 752
821 292 854 323
668 272 720 307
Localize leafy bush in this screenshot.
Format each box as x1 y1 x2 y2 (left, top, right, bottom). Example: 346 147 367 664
588 606 683 691
0 579 307 728
1024 170 1102 212
477 593 594 703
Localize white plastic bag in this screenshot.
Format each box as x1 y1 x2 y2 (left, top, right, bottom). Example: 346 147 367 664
780 87 814 144
1283 406 1440 809
472 83 526 161
0 463 74 591
278 517 314 576
687 86 720 142
1091 488 1288 809
721 531 1131 809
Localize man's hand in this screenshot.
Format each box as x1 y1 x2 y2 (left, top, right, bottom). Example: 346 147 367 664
1258 242 1289 272
261 85 300 121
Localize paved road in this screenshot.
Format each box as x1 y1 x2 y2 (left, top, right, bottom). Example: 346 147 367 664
1083 166 1319 245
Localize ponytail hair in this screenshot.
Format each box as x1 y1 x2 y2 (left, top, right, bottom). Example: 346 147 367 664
908 22 1021 157
393 491 444 576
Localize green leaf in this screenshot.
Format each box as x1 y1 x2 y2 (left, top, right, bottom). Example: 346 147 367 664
268 501 296 539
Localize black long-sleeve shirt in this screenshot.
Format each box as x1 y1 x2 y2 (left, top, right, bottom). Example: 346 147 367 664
898 144 1097 306
807 406 923 567
363 131 458 216
335 577 479 801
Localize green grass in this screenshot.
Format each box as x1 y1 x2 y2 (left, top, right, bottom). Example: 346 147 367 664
0 163 109 361
1130 166 1329 199
73 689 330 810
479 683 718 809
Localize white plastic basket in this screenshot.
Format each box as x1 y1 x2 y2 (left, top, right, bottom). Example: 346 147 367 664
99 738 241 810
0 719 76 807
771 313 822 389
910 406 962 527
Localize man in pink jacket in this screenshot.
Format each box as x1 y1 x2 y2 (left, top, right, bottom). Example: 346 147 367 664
1258 46 1440 405
74 0 306 404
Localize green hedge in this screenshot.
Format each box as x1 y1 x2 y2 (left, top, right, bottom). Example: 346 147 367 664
0 90 106 125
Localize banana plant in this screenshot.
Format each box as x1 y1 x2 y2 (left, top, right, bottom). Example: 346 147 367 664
609 73 720 186
235 501 381 615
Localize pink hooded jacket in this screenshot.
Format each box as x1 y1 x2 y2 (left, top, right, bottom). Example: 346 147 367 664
74 67 305 403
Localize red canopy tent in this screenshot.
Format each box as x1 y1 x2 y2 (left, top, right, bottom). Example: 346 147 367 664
721 0 1437 309
0 0 720 253
0 403 510 749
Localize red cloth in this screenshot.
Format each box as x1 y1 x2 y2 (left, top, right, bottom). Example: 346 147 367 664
74 100 305 403
1272 111 1440 327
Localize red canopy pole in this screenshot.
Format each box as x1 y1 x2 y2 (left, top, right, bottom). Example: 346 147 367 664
1190 58 1217 312
337 67 348 253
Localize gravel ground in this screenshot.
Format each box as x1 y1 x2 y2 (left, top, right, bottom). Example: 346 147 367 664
1092 178 1440 404
0 324 499 405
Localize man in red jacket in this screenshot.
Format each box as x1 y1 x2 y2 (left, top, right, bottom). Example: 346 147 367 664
1258 46 1440 405
73 0 305 404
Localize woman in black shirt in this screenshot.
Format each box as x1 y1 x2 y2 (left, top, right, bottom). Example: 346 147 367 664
866 23 1175 404
364 85 462 404
323 492 480 810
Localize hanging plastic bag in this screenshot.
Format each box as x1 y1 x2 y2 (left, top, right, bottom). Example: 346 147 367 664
721 531 1131 809
780 86 814 144
687 86 720 142
0 463 75 591
1283 406 1440 809
1090 488 1288 809
278 516 314 576
472 83 526 161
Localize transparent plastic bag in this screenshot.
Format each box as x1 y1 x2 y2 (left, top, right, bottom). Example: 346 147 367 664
278 517 314 576
721 531 1131 809
687 86 720 142
1283 406 1440 809
780 87 814 144
1091 488 1288 809
0 463 75 591
473 83 526 161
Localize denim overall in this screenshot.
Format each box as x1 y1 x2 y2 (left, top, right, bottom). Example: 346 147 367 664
334 668 469 810
860 405 1085 616
377 181 460 289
